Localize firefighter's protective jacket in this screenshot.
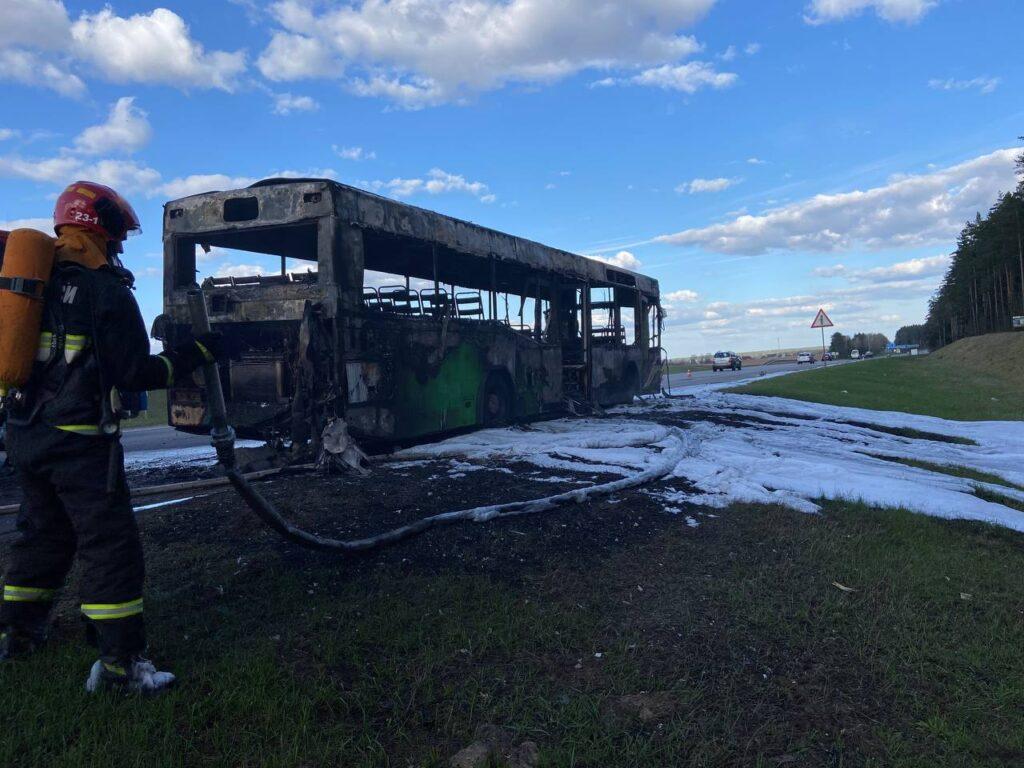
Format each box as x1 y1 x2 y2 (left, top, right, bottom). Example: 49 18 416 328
9 234 183 435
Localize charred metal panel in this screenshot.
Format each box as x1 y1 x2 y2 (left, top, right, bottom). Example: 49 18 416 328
591 347 659 406
164 181 333 237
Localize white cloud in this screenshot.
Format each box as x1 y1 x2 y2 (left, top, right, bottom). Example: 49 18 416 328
258 32 341 83
744 43 761 55
271 167 339 180
0 217 53 234
0 4 247 95
747 157 767 165
592 251 642 270
804 0 938 24
665 289 700 302
658 148 1020 255
73 97 151 155
258 0 719 106
215 263 271 278
0 129 18 141
347 74 450 110
158 174 258 199
273 92 320 115
333 145 376 161
0 0 70 50
813 255 950 283
928 76 1000 95
0 49 86 97
80 159 162 193
719 45 737 61
70 8 246 91
0 151 160 192
677 177 740 194
849 254 950 282
665 279 936 338
626 62 738 93
361 168 495 202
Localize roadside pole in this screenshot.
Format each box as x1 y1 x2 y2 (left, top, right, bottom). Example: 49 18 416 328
811 308 834 367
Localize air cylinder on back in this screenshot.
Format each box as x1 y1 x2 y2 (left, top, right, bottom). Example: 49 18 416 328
0 229 55 395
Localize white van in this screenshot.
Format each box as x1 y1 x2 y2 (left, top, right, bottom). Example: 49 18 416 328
850 349 861 360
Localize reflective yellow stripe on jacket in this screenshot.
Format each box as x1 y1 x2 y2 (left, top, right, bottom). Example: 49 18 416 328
36 332 91 364
157 354 175 387
81 598 143 621
3 585 56 602
55 424 103 436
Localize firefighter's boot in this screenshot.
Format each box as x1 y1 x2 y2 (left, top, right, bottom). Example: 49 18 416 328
85 657 176 694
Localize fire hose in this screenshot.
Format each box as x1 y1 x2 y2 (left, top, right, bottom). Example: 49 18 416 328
187 289 690 554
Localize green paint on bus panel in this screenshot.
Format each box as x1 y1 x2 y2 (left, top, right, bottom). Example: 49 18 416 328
392 343 486 439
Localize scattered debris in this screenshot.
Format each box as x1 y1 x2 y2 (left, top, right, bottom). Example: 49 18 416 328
831 582 857 593
318 419 370 475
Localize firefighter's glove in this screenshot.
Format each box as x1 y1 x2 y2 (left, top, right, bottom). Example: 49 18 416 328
173 332 225 374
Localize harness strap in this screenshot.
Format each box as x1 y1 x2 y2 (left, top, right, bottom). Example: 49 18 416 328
0 276 46 299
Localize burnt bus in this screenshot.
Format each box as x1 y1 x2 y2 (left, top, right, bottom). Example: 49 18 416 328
156 179 663 447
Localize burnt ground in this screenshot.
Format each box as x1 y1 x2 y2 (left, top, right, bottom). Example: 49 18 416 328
1 411 1023 767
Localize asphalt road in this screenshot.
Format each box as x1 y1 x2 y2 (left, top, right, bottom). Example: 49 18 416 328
120 424 211 453
663 359 852 391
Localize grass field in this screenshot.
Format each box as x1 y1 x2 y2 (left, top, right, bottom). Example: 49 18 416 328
733 334 1024 421
124 390 168 429
1 489 1021 767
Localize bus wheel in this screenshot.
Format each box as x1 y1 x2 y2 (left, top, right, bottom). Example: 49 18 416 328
482 373 513 425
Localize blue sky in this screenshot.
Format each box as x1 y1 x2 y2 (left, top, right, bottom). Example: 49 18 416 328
1 0 1021 356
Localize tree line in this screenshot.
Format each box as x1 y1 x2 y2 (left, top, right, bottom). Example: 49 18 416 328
921 143 1024 348
830 332 890 357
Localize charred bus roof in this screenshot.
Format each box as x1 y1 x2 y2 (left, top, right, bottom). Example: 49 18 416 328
163 178 660 300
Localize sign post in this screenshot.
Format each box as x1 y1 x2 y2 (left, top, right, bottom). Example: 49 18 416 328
810 308 834 366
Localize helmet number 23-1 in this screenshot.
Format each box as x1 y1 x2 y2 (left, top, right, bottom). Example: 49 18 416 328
71 211 100 226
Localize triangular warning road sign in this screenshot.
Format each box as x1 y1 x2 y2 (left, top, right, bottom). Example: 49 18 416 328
811 308 834 329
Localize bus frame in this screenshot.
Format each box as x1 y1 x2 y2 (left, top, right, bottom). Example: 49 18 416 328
158 178 663 449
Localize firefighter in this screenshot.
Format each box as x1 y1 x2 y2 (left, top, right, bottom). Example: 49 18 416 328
0 182 222 693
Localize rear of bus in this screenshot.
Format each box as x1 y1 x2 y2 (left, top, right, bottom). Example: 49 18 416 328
157 180 338 439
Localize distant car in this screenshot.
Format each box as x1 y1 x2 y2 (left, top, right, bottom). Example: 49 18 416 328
796 352 815 364
821 352 834 362
712 351 742 372
850 349 861 360
863 351 874 359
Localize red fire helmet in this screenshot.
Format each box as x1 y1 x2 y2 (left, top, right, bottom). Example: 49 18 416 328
54 181 141 245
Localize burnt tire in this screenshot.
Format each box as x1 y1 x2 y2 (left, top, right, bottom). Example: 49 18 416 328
481 373 514 426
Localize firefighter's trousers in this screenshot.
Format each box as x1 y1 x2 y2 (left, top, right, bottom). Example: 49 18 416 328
0 423 145 662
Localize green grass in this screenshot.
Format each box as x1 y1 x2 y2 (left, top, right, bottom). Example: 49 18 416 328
123 390 168 429
2 498 1022 767
871 455 1024 491
732 356 1024 421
